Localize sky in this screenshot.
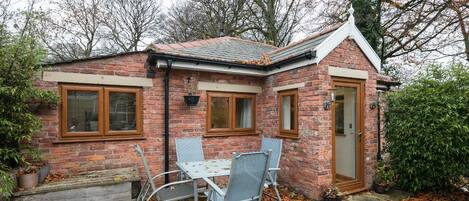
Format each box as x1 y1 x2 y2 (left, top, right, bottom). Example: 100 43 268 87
9 0 308 42
10 0 177 12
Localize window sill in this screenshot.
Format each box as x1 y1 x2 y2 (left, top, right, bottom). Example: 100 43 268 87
276 134 300 139
52 137 146 144
204 132 259 138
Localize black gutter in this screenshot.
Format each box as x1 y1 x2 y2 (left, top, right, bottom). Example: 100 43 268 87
163 59 172 184
147 50 316 72
42 51 147 66
264 50 316 71
148 52 261 70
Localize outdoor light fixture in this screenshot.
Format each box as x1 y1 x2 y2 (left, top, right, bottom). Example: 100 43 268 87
145 54 158 78
183 76 200 106
370 90 383 110
323 88 336 110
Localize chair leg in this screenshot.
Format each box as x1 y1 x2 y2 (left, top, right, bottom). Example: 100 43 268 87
273 184 281 201
207 189 212 201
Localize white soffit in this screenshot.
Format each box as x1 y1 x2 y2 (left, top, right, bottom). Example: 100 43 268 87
163 59 317 77
198 81 262 93
42 71 153 87
158 60 267 77
266 59 317 75
328 66 368 80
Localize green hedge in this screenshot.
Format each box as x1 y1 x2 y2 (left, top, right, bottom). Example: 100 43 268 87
384 64 469 192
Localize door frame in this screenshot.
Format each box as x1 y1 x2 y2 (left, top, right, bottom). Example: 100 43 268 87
331 77 365 192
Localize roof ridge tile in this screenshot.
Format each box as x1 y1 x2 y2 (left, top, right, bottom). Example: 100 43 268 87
150 36 233 51
225 36 278 48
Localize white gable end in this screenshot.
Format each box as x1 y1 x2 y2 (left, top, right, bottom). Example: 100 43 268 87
314 19 382 72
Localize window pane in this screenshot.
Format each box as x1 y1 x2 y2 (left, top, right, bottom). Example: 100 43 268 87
211 97 230 128
67 91 99 132
281 95 295 130
335 95 345 135
109 92 136 131
235 98 253 128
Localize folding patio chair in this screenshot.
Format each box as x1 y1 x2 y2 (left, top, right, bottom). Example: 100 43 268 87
175 137 205 162
134 144 194 201
204 151 272 201
175 137 205 180
261 137 283 201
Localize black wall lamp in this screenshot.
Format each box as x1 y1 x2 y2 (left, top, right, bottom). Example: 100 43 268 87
184 76 200 106
323 88 336 110
145 54 158 78
370 90 383 110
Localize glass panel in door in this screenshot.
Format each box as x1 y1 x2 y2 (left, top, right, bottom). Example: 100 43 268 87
334 86 358 183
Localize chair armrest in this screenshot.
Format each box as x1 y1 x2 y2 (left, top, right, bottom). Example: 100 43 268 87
154 179 193 193
151 170 182 181
267 168 280 185
203 177 225 197
147 179 193 200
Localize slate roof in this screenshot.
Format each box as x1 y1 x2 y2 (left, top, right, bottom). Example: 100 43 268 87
148 24 342 66
149 37 277 65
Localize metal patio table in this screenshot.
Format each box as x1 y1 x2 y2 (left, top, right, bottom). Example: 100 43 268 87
176 159 231 201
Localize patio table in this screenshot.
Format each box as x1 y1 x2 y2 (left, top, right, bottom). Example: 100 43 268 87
176 159 231 201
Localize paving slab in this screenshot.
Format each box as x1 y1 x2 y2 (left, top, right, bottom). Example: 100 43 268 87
345 190 412 201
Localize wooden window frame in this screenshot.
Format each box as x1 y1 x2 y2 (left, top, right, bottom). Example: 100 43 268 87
278 89 299 138
60 84 143 140
61 85 104 138
206 92 256 136
104 87 143 136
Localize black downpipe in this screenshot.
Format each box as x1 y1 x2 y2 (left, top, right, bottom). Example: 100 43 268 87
163 59 172 184
377 0 384 162
377 91 382 161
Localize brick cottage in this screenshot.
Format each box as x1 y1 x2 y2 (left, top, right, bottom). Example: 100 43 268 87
33 10 398 199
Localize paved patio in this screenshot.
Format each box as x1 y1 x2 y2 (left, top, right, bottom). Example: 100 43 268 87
345 190 412 201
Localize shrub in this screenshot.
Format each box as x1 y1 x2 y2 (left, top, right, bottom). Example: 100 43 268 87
0 25 58 197
384 64 469 192
374 161 395 186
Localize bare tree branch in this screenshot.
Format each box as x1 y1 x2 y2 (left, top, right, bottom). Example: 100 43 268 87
39 0 104 61
160 0 252 43
246 0 305 46
101 0 163 53
305 0 468 65
448 0 469 61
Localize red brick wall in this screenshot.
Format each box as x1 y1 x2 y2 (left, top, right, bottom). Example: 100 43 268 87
33 53 262 181
33 38 379 199
259 38 379 198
